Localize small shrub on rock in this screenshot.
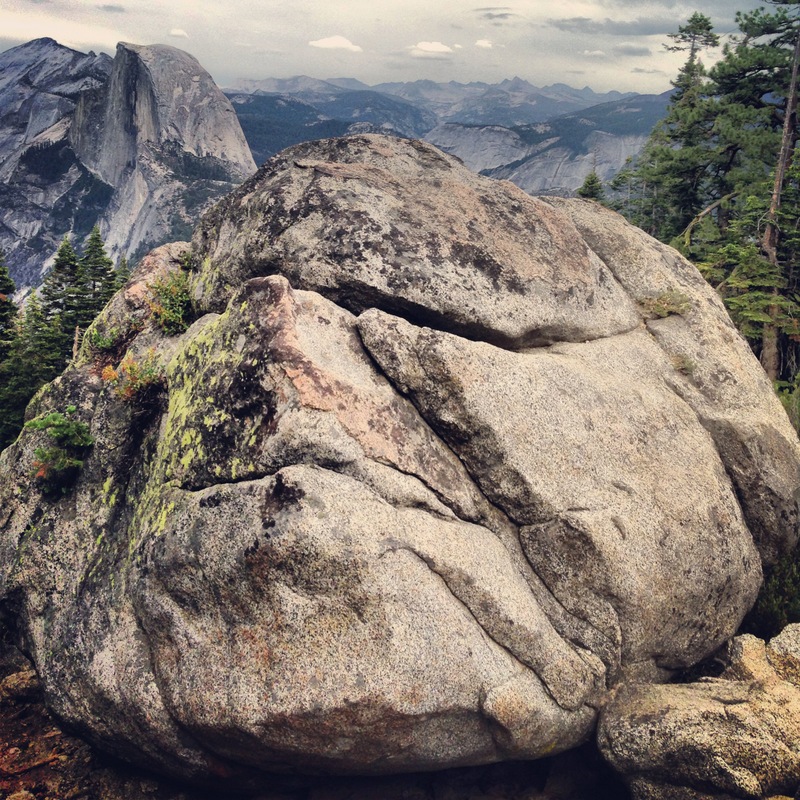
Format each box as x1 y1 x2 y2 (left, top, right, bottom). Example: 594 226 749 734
670 354 697 375
87 325 122 353
148 270 192 335
639 290 692 318
102 349 165 402
25 406 93 495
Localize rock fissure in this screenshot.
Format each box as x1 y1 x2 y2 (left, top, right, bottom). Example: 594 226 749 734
516 538 623 679
381 540 588 715
351 313 628 672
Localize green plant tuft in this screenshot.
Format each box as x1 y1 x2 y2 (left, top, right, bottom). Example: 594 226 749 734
25 405 93 495
101 349 165 403
87 325 122 353
639 290 692 319
148 270 192 335
670 354 697 375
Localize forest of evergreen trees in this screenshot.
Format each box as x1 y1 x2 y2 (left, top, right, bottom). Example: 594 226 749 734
599 0 800 425
0 229 128 450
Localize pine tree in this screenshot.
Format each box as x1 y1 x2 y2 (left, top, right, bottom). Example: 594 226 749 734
666 11 720 62
613 3 800 384
617 14 721 241
0 231 127 453
577 171 605 200
80 225 117 322
40 237 84 364
0 295 60 450
0 249 16 364
114 254 131 291
703 1 800 379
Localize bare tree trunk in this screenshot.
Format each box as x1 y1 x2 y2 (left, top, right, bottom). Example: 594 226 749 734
680 191 739 251
72 326 81 360
761 28 800 380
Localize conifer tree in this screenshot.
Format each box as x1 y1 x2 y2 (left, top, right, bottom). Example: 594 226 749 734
40 236 84 363
702 1 800 379
0 249 16 364
614 2 800 384
0 295 60 450
80 225 117 322
625 13 721 240
0 230 126 452
114 254 131 291
577 171 605 201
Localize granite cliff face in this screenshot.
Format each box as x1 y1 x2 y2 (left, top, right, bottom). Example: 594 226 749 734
425 93 670 196
0 135 797 791
0 39 113 286
0 39 255 288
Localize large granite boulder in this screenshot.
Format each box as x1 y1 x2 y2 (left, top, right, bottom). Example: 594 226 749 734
0 134 797 788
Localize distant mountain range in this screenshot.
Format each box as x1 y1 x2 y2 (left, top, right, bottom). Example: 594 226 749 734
229 75 631 128
226 74 668 196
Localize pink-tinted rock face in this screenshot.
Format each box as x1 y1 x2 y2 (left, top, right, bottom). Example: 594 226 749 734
0 135 797 789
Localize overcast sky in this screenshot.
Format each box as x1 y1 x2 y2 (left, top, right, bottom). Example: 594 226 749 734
0 0 766 93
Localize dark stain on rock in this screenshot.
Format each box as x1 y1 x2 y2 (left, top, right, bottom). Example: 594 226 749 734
450 241 526 295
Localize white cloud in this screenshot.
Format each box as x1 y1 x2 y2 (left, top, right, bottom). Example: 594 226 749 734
169 28 189 39
582 49 606 57
409 40 453 58
309 35 362 52
475 39 493 48
454 43 463 49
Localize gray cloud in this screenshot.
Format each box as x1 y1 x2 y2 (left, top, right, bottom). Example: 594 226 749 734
98 4 125 11
632 67 666 75
596 0 677 7
613 43 651 57
473 6 518 24
596 0 761 27
547 16 678 37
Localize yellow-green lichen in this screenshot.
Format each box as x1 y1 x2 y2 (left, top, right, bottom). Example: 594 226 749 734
101 475 118 508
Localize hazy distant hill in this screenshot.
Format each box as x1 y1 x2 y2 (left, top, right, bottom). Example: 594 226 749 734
226 93 350 166
227 75 668 196
482 92 671 195
424 92 670 194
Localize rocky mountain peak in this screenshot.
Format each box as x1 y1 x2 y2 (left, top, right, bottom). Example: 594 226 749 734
0 37 111 100
0 38 255 288
116 42 253 167
74 41 254 189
